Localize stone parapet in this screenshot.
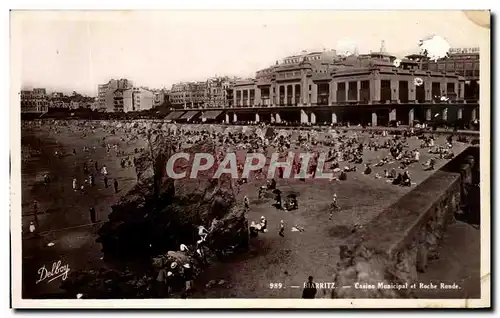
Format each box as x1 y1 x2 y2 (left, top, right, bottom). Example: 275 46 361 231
332 153 476 298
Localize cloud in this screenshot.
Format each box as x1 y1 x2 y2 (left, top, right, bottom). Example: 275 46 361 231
419 35 451 61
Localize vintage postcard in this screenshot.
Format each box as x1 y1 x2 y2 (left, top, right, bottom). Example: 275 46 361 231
10 10 490 308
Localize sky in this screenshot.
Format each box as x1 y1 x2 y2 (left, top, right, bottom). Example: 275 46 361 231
12 10 484 96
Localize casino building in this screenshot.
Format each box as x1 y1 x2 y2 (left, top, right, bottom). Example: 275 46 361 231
166 42 480 126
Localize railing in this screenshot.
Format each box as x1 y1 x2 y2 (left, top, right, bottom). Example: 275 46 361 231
261 98 270 106
276 72 302 80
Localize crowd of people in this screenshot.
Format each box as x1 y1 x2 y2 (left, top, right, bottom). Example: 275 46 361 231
23 119 470 297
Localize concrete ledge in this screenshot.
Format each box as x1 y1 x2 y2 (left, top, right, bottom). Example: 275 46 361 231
332 149 476 298
344 170 461 257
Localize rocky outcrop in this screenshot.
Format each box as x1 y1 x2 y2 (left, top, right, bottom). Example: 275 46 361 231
84 136 250 297
97 137 248 258
96 175 175 255
209 202 250 254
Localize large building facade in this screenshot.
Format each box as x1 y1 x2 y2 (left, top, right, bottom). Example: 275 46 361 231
98 78 133 112
233 49 467 108
113 87 154 113
88 42 481 125
153 89 170 107
423 47 480 101
234 50 338 108
206 76 235 108
169 77 236 109
170 82 208 109
20 88 49 114
220 45 478 125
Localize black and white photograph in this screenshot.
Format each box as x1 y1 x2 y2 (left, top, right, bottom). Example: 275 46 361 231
10 9 490 308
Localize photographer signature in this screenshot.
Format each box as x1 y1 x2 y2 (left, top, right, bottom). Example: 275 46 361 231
36 260 70 284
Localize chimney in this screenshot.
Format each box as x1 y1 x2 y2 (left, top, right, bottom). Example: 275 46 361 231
380 40 386 53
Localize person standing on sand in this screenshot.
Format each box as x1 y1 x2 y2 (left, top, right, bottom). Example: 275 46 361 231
279 220 285 237
33 200 39 226
183 263 194 297
104 175 109 188
113 179 119 194
302 276 317 299
101 165 108 176
243 196 250 210
329 193 339 220
89 206 96 223
72 178 77 191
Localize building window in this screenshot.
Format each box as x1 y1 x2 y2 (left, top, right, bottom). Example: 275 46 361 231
309 85 311 91
465 62 473 70
447 82 455 94
431 82 441 97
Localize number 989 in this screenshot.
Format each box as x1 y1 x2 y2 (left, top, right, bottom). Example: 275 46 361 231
269 283 283 289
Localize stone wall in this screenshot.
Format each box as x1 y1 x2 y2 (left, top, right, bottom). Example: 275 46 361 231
332 148 477 298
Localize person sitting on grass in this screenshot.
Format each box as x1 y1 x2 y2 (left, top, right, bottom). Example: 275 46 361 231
258 186 266 199
392 172 403 185
363 164 372 175
274 191 282 210
384 169 390 178
344 165 356 173
443 151 454 160
284 194 298 211
423 157 436 171
267 178 276 190
339 170 347 181
401 170 412 187
374 157 390 167
249 221 260 237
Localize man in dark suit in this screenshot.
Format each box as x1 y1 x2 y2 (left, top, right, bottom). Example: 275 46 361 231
302 276 317 299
